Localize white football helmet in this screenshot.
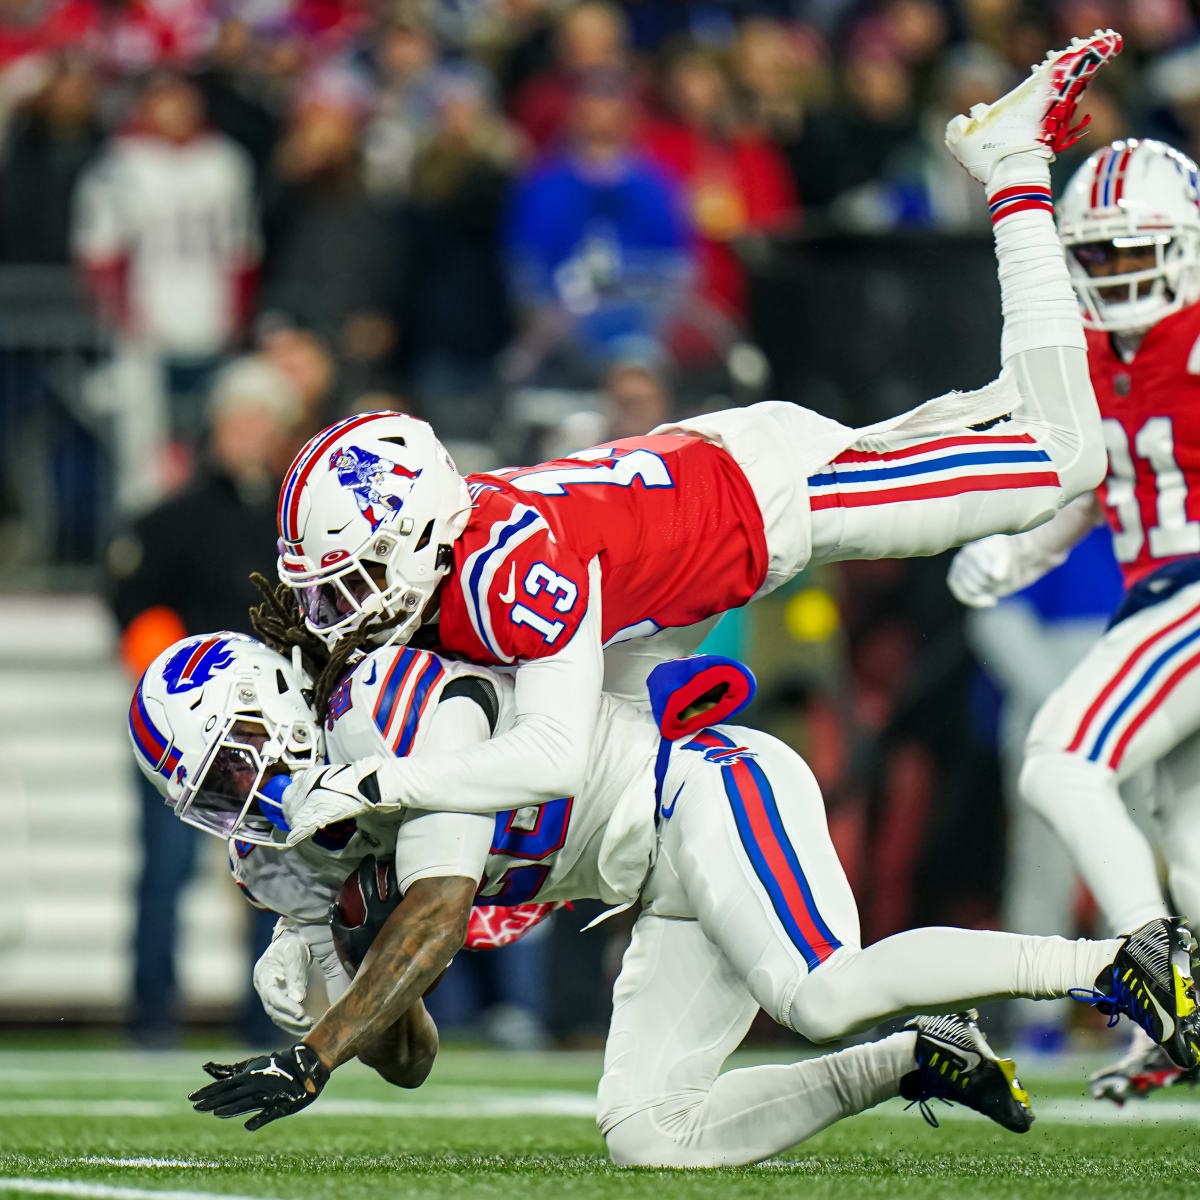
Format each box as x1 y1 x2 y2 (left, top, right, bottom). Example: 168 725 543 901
130 633 323 845
276 412 472 647
1059 138 1200 334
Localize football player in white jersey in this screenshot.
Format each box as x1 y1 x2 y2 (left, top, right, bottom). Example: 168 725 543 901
131 634 1200 1164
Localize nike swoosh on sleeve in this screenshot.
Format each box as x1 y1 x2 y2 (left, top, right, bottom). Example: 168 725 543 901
497 563 517 605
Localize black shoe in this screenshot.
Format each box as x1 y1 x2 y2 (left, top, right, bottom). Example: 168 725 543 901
899 1011 1033 1133
1077 918 1200 1070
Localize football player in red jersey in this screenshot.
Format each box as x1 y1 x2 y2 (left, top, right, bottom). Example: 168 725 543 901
950 136 1200 1100
275 34 1119 837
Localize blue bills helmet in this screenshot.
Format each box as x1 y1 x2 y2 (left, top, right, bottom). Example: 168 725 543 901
130 633 323 844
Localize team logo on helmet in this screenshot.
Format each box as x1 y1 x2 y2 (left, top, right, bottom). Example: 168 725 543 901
328 445 422 533
161 637 236 695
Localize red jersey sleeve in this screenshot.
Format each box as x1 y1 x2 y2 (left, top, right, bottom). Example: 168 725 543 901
455 509 591 664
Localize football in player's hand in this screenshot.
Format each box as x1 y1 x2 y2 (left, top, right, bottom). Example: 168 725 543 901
330 855 401 977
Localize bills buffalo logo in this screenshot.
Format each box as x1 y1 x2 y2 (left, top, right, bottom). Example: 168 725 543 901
684 741 759 767
328 445 422 533
162 637 235 694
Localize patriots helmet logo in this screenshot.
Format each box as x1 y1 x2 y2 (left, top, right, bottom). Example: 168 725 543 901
161 637 236 694
328 444 422 533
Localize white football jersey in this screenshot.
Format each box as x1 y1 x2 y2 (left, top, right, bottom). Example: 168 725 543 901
73 132 257 356
230 643 662 920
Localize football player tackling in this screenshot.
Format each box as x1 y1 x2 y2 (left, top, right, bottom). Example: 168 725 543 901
272 32 1123 845
950 137 1200 1101
131 634 1200 1163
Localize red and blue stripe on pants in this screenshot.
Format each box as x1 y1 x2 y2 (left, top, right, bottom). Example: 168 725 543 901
682 729 842 971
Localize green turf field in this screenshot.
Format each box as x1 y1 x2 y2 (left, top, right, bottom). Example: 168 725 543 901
1 1044 1197 1199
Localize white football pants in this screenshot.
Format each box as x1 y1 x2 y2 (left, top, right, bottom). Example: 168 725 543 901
607 151 1101 702
597 725 1119 1167
1022 579 1200 933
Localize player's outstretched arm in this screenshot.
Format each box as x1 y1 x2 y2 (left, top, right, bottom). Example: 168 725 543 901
948 493 1104 607
189 875 473 1129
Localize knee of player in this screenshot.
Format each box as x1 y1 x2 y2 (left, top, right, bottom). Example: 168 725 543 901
602 1109 710 1169
1017 753 1059 818
779 962 854 1044
1018 750 1102 820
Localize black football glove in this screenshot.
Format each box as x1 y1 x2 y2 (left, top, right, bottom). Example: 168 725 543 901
189 1044 330 1130
330 854 402 977
201 1056 256 1081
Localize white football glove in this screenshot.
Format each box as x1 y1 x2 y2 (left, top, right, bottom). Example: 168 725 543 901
947 535 1020 608
282 758 385 847
253 923 315 1037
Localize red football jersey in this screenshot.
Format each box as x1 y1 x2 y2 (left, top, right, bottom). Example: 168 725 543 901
432 435 768 665
1090 302 1200 587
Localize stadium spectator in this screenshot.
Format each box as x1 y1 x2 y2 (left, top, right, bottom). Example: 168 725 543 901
603 357 672 439
787 40 919 220
258 87 405 378
0 54 101 263
641 44 797 320
360 16 440 196
405 65 517 437
480 0 560 107
504 67 693 384
191 18 283 177
257 321 340 440
106 355 301 1044
509 0 630 151
72 72 259 441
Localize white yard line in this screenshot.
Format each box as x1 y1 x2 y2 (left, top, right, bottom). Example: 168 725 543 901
62 1164 219 1172
0 1181 279 1200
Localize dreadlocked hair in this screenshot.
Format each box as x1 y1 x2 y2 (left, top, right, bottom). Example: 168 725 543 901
247 571 410 721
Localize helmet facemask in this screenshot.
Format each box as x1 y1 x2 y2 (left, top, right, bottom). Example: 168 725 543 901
281 523 451 650
173 672 321 845
1065 228 1200 334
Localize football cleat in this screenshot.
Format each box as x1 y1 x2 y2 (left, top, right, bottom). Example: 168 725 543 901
945 28 1123 185
899 1011 1033 1133
1090 1027 1200 1105
1074 918 1200 1070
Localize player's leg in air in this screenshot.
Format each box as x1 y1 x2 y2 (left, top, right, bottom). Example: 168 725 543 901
656 32 1118 594
1018 583 1200 1101
595 721 1200 1167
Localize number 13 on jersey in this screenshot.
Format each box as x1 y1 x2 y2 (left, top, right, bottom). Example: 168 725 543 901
509 562 579 645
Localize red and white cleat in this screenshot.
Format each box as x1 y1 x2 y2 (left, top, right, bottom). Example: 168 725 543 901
945 28 1123 186
1090 1027 1199 1106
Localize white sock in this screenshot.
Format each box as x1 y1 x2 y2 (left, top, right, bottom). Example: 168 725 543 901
989 152 1085 360
605 1032 915 1168
787 929 1123 1041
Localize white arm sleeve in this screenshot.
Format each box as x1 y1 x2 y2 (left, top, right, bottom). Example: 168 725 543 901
391 696 495 890
375 558 603 813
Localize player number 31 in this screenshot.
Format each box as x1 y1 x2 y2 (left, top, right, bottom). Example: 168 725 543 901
1104 415 1200 560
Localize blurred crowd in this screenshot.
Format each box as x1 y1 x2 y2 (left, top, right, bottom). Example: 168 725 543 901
3 0 1200 484
0 1 1188 1046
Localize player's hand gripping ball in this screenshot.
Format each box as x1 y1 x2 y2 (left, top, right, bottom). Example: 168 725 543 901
329 855 402 977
